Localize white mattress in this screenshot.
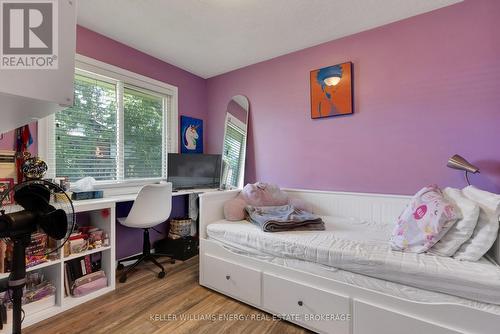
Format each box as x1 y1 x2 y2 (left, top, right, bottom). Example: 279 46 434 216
207 217 500 305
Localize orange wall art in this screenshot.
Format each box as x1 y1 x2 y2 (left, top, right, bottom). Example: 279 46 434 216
310 62 353 119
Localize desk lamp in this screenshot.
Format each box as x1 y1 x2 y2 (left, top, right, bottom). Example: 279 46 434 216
447 154 480 185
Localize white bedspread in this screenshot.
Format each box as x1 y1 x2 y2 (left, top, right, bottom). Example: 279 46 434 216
207 216 500 305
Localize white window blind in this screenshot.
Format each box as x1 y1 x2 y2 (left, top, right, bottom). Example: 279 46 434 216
42 60 178 184
55 74 118 181
123 86 164 179
223 122 245 188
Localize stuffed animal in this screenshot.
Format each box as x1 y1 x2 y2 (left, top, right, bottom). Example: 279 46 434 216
224 182 313 221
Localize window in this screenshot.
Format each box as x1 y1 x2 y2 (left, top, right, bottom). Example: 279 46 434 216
40 56 178 184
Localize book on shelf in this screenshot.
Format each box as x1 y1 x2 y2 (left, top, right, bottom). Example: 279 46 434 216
64 263 70 297
0 232 55 274
84 256 92 275
25 232 48 268
67 258 84 282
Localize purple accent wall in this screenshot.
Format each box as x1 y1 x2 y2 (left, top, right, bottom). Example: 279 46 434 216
205 0 500 195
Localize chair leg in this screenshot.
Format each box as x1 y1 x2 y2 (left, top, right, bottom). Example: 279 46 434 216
117 254 142 270
118 228 174 282
119 255 146 283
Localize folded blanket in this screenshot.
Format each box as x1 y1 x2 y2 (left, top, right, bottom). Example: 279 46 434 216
245 205 325 232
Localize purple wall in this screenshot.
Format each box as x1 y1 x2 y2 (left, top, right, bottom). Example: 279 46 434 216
206 0 500 195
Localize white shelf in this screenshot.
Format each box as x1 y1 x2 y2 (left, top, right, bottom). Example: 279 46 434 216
26 259 62 272
0 245 112 280
0 259 62 280
63 246 112 262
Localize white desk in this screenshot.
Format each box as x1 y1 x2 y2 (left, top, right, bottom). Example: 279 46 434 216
108 188 220 203
72 188 221 209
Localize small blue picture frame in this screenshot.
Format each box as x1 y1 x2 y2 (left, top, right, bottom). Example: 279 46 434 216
180 116 203 154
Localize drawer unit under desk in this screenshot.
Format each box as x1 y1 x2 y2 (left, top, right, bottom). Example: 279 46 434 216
203 254 261 306
262 272 351 334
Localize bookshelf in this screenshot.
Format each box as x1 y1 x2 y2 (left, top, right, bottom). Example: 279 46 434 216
0 200 116 333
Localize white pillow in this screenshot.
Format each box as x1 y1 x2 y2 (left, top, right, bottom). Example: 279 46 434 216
428 187 479 257
454 186 500 261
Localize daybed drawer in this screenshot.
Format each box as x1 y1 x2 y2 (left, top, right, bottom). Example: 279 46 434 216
353 300 461 334
262 273 351 334
203 254 261 306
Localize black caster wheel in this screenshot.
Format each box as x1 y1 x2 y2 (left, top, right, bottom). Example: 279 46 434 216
170 259 176 264
158 271 166 279
119 275 127 283
117 263 124 270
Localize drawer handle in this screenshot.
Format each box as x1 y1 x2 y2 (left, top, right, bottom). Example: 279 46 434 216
225 275 230 280
297 300 303 306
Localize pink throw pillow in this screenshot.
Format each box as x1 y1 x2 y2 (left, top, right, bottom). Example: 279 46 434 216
390 185 460 253
224 198 247 221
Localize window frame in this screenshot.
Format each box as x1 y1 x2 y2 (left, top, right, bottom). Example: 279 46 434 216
38 54 179 188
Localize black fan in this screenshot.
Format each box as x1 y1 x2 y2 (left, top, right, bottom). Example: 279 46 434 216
0 180 75 334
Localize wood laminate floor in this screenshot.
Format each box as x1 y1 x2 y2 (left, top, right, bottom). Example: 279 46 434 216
26 256 312 334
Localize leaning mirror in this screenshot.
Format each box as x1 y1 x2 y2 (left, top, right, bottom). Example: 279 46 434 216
220 95 249 189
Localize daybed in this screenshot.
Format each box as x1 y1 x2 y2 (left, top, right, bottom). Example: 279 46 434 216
199 189 500 334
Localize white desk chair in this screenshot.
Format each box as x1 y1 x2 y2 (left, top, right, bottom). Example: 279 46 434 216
116 182 175 283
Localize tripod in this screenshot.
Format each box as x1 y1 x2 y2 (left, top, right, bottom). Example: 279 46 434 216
0 234 31 334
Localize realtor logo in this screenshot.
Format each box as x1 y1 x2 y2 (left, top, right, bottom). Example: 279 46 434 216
0 0 58 69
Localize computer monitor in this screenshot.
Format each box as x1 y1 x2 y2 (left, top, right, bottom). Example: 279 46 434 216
167 153 221 190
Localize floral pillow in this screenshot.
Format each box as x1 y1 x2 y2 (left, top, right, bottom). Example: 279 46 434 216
391 185 460 253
